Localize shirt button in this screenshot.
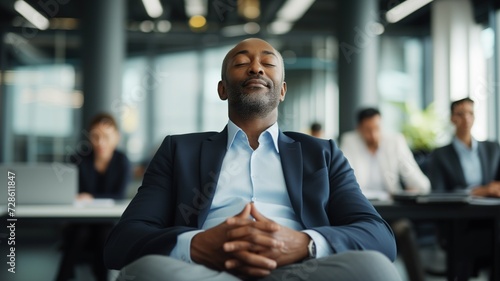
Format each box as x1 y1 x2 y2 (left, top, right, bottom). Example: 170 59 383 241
251 197 257 202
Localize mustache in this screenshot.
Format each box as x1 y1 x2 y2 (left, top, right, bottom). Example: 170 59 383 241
241 75 272 87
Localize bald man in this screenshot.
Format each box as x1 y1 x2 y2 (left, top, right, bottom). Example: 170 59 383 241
104 39 401 281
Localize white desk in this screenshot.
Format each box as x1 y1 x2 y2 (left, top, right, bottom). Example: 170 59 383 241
0 200 130 219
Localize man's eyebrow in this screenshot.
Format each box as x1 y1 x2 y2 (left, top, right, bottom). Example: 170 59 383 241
262 50 278 58
232 49 278 58
232 50 249 57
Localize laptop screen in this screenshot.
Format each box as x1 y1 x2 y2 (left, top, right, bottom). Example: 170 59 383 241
0 163 78 205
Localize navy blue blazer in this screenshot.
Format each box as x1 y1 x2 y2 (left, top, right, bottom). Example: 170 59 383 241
104 128 396 269
429 141 500 191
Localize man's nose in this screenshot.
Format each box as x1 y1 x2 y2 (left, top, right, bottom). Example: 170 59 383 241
248 61 264 75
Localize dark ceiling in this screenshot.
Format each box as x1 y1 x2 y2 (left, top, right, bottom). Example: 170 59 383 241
0 0 497 64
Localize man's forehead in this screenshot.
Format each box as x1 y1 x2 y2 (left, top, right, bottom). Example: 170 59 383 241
230 40 278 57
455 102 474 110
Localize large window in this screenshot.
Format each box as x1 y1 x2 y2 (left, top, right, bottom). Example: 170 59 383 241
378 37 427 134
3 64 79 162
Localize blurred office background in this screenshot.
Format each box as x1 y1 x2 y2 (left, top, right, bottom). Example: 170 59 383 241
0 0 500 280
1 0 499 167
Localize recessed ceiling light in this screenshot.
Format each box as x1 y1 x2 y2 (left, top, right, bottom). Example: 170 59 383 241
14 0 49 30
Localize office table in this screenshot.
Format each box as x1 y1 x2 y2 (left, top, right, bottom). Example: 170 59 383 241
373 201 500 281
0 200 130 223
0 201 131 280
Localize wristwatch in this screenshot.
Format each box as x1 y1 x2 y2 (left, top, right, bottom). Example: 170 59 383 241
307 239 317 259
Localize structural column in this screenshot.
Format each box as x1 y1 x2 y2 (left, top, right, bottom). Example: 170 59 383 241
0 31 10 162
338 0 380 135
81 0 125 129
493 8 500 141
431 0 487 139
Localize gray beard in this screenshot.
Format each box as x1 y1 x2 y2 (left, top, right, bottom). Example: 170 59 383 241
228 85 280 119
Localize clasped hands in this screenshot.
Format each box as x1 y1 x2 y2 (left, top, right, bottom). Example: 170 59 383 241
472 181 500 197
190 203 310 278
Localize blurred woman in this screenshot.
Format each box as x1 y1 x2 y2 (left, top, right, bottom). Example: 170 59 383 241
56 113 130 281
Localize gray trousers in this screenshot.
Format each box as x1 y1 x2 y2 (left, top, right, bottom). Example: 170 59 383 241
115 251 402 281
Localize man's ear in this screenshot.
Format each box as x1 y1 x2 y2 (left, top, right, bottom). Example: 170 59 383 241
280 82 287 102
218 80 228 100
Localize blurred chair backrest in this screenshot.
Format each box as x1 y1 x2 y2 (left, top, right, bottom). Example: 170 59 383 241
0 163 78 205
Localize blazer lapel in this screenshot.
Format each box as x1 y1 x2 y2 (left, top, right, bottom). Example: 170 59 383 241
278 132 304 224
477 142 489 185
447 145 467 188
198 127 228 228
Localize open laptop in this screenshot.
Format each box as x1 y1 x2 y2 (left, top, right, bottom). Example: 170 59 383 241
415 192 469 204
392 190 470 204
0 163 78 205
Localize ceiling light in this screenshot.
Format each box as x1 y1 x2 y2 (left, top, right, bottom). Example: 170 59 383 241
221 23 260 37
156 20 171 33
185 0 207 17
386 0 433 23
189 15 206 29
140 20 155 32
238 0 260 20
14 0 50 30
243 6 260 19
269 0 315 35
268 21 293 35
243 22 260 34
369 22 385 35
276 0 315 22
142 0 163 18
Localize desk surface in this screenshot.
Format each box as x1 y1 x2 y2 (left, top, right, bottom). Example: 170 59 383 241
372 200 500 220
3 200 499 220
0 200 130 219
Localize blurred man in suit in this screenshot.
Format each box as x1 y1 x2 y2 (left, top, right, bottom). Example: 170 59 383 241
104 38 401 281
429 97 500 280
429 97 500 196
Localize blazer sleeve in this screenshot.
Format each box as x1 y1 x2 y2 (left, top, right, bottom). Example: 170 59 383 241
428 148 452 192
104 136 198 270
396 135 430 193
492 142 500 181
311 140 397 261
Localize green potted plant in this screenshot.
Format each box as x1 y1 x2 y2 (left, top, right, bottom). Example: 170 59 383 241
391 102 447 171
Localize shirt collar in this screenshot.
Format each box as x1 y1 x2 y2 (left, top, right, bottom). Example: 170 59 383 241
452 136 478 152
227 120 280 152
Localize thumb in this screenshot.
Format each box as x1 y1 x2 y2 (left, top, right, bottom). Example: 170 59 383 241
229 203 252 222
250 202 270 222
225 203 252 226
250 204 280 232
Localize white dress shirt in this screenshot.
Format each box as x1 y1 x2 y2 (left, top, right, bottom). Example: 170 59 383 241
340 131 430 198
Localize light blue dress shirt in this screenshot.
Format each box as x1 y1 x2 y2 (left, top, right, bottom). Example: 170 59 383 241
170 121 333 263
452 137 482 190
